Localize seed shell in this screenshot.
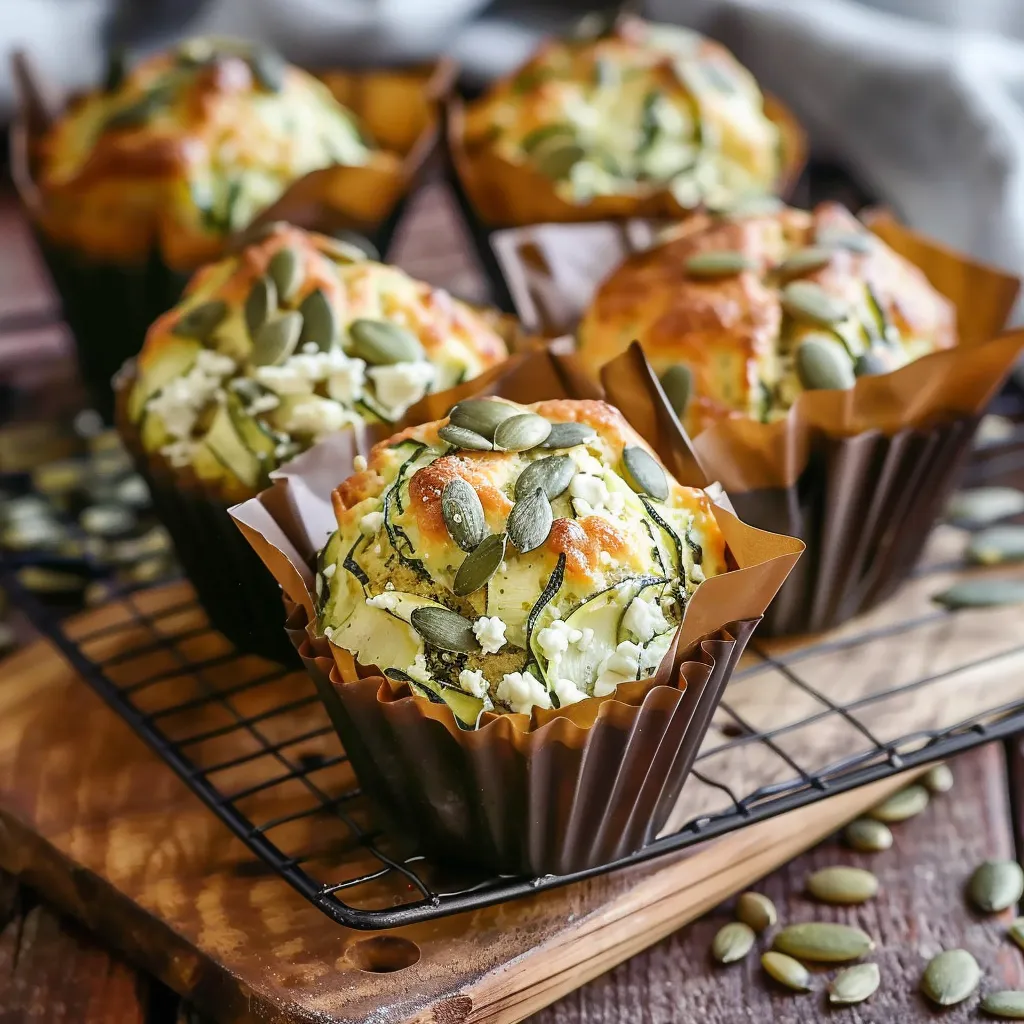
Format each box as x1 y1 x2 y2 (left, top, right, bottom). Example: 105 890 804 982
921 949 980 1006
437 425 493 452
449 399 519 440
659 364 693 420
441 478 486 552
782 280 850 326
622 446 669 501
869 784 929 822
854 349 889 377
946 487 1024 525
172 299 228 341
967 525 1024 566
410 606 480 653
267 246 304 304
795 336 856 391
736 892 776 933
806 866 878 905
969 860 1024 914
933 579 1024 611
245 275 277 336
829 963 880 1005
761 951 811 992
515 455 575 501
1008 918 1024 952
507 488 553 553
711 921 755 964
685 250 755 279
349 319 424 365
923 762 954 793
454 533 507 596
494 413 552 452
541 422 596 449
298 288 338 352
982 991 1024 1019
776 246 833 281
844 818 893 853
772 922 874 963
251 312 302 366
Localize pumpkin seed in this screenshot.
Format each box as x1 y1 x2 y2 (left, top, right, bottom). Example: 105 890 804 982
298 289 338 352
711 922 755 964
327 229 379 262
541 422 596 449
267 246 304 304
171 299 228 341
515 455 575 502
245 275 277 336
829 963 880 1005
776 246 833 281
806 866 878 905
493 413 552 453
248 46 285 92
946 487 1024 525
441 478 486 553
251 312 303 366
773 923 874 963
923 762 954 793
449 399 519 440
104 89 168 131
844 818 893 853
869 784 929 823
782 280 850 326
968 526 1024 566
349 319 424 365
817 227 874 254
521 123 577 154
535 140 586 181
854 349 889 377
622 446 669 501
507 488 553 553
933 579 1024 611
454 533 507 596
1007 918 1024 952
736 892 776 933
761 951 812 992
982 991 1024 1019
685 250 755 279
410 606 480 654
969 860 1024 914
795 336 856 391
921 949 980 1006
437 425 493 452
659 364 693 419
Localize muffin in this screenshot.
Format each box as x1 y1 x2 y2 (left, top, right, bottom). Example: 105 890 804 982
316 396 727 723
451 14 798 227
116 223 510 662
578 201 957 436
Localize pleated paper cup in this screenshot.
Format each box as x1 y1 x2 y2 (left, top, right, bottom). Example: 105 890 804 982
229 345 803 874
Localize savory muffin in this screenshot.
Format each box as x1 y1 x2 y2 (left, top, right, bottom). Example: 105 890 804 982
35 37 373 267
124 223 509 495
316 397 727 723
578 201 957 435
459 14 781 218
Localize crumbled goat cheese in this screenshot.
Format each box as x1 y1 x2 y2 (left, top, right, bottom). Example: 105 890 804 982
366 592 400 612
326 360 366 404
253 364 315 396
368 361 435 418
536 619 583 664
247 393 281 415
353 455 368 472
407 653 433 686
280 397 359 439
577 627 594 651
473 615 507 655
622 594 669 643
322 563 336 579
458 669 490 699
554 677 589 707
496 670 552 714
359 510 384 537
593 640 643 696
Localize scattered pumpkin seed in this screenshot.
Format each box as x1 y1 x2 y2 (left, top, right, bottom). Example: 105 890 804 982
328 229 379 261
507 488 553 553
267 246 304 304
869 784 929 823
921 949 981 1006
923 762 954 793
967 526 1024 566
736 892 776 933
521 123 577 154
437 424 493 452
659 364 693 420
773 922 874 963
493 413 552 452
449 399 519 440
349 319 424 365
104 89 168 131
622 445 669 501
1007 918 1024 952
761 951 812 992
515 455 575 502
541 422 596 449
781 280 850 326
712 921 755 964
946 487 1024 525
795 336 856 391
171 299 228 341
298 288 338 352
776 246 833 281
251 312 303 367
806 866 879 905
248 46 285 92
969 860 1024 914
685 250 756 279
410 606 480 653
441 478 486 552
982 991 1024 1019
844 817 894 852
829 962 880 1005
933 579 1024 611
854 350 889 377
454 533 507 596
816 227 874 254
245 275 277 336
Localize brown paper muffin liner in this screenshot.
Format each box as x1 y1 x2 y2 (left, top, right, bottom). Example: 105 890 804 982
228 345 804 874
11 54 454 420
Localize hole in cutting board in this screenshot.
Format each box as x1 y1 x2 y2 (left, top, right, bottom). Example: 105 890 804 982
347 936 420 973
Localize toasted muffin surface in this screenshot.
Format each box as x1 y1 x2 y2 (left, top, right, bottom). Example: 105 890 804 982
462 16 779 210
578 202 957 434
318 397 727 721
126 224 508 495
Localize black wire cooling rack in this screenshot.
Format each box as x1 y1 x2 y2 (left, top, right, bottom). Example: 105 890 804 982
3 417 1024 931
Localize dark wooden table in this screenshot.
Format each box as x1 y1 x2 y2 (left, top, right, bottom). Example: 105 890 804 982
2 186 1024 1024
